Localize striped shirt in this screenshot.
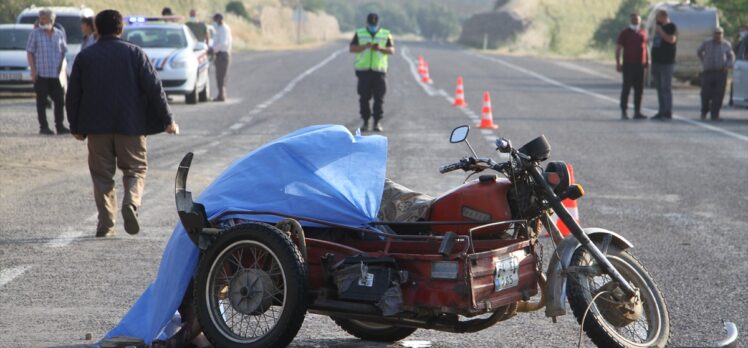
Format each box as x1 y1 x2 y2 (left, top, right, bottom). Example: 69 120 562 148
697 39 735 71
26 27 67 78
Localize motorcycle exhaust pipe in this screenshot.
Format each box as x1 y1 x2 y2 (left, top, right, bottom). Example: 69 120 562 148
516 273 546 313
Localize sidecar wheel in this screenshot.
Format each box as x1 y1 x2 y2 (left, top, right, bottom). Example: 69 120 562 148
567 245 671 348
331 317 416 342
194 223 308 348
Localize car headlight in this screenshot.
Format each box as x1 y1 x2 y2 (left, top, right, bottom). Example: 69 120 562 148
171 58 188 69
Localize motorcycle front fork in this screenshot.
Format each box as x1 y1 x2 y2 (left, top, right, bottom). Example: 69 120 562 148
529 167 638 299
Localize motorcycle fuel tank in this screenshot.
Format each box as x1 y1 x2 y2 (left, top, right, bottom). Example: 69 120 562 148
429 175 513 237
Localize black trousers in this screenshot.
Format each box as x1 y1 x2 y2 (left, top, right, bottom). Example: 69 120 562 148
620 63 644 113
700 70 727 119
356 70 387 121
34 77 65 129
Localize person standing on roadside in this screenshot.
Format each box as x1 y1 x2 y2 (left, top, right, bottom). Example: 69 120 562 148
186 9 210 46
66 9 179 238
26 8 69 135
736 25 748 59
616 12 649 120
80 17 96 50
349 13 395 132
210 13 232 102
650 9 678 121
697 27 734 121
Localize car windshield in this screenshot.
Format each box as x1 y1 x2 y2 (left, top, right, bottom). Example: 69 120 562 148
0 28 32 50
123 27 187 48
19 15 83 44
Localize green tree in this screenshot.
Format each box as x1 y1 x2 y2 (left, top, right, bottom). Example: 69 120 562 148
591 0 650 49
0 0 68 23
300 0 326 13
709 0 748 38
416 5 460 40
225 1 249 20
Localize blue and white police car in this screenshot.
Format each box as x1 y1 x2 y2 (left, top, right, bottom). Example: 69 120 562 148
123 17 210 104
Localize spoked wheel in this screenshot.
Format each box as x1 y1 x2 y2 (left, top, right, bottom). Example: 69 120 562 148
194 223 308 348
567 245 670 348
331 317 416 342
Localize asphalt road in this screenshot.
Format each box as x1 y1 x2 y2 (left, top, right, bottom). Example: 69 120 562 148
1 41 746 348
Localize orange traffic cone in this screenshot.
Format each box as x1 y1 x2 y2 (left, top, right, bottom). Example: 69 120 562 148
453 76 467 107
421 62 433 84
556 164 579 237
477 91 498 129
418 55 425 74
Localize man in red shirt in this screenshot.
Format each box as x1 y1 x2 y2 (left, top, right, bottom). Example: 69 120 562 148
616 12 649 120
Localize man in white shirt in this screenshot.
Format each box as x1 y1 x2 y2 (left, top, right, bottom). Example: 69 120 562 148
210 13 232 101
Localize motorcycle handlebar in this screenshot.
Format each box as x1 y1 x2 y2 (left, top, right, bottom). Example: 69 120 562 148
439 161 465 174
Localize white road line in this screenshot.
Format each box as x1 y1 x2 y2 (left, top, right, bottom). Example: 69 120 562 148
402 46 497 147
0 266 31 288
471 52 748 142
554 61 617 81
47 229 84 248
229 123 244 130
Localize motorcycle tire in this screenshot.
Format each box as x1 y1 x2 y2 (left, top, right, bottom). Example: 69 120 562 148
566 245 671 348
194 222 308 348
331 317 416 342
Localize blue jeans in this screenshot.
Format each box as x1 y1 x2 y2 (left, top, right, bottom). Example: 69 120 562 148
651 63 674 115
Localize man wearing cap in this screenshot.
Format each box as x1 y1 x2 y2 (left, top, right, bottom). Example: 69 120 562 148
349 13 394 132
697 27 735 121
210 13 232 101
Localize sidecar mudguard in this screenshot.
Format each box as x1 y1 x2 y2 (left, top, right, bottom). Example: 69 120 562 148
545 228 633 318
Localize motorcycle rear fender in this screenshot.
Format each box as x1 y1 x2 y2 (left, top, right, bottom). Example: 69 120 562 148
544 228 633 318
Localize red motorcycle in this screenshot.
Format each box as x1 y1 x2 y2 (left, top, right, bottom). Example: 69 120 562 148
173 125 671 348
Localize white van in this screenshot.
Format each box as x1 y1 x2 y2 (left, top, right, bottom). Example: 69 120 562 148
16 6 96 76
645 1 718 84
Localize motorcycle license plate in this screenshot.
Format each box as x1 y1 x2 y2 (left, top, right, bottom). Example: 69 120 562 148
494 256 519 292
0 72 22 81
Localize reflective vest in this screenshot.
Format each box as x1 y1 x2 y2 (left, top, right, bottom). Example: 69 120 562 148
354 27 391 72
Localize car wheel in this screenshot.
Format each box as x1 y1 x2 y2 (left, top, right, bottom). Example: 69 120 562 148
199 78 210 103
186 78 198 105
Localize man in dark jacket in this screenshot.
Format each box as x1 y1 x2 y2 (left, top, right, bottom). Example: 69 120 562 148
66 9 178 237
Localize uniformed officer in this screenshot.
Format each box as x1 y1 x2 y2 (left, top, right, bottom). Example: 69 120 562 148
349 13 394 132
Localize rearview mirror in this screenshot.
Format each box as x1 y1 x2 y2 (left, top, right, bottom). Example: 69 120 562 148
450 125 469 143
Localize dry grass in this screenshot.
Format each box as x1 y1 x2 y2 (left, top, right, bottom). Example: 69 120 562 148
65 0 340 50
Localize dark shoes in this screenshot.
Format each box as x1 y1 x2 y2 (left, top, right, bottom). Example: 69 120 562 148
39 127 54 135
96 228 115 238
632 112 648 120
213 96 226 102
122 204 140 235
372 121 383 132
651 113 671 121
700 112 707 120
621 110 629 120
360 120 369 131
56 126 70 135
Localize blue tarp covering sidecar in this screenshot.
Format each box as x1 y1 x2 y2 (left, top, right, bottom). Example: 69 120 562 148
103 125 388 344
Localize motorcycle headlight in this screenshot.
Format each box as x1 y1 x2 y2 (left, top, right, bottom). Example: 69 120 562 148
170 58 188 69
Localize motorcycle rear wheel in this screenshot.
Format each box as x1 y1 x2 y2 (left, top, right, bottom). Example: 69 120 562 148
194 223 308 348
331 317 416 342
566 245 670 348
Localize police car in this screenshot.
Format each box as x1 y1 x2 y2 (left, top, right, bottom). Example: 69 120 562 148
123 17 210 104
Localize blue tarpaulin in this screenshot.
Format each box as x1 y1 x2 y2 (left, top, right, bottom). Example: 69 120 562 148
103 125 388 344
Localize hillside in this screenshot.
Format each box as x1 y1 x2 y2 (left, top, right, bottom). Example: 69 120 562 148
1 0 342 50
